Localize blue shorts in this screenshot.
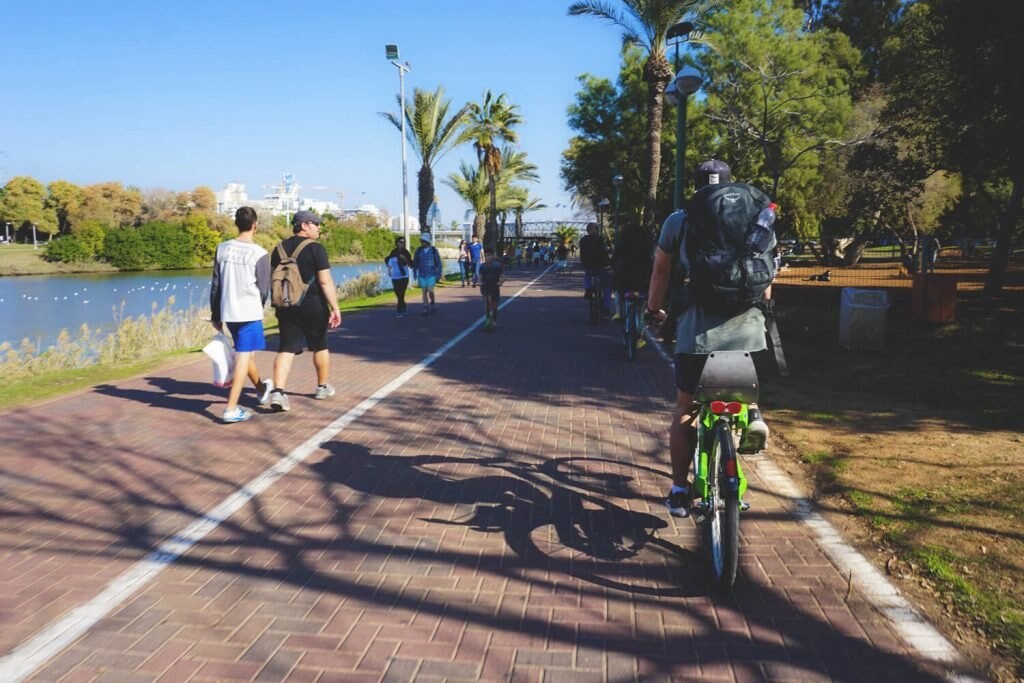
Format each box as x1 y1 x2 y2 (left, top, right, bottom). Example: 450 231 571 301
418 276 438 289
226 320 266 353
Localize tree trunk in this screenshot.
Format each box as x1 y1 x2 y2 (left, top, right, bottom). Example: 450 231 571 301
473 213 485 239
642 55 673 234
417 165 433 234
484 173 498 250
984 172 1023 297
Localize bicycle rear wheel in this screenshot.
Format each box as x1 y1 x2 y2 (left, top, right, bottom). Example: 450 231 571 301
625 303 638 360
705 419 740 589
589 287 601 324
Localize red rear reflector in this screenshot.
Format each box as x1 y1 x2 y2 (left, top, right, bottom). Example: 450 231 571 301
725 459 737 477
710 401 727 414
727 402 742 414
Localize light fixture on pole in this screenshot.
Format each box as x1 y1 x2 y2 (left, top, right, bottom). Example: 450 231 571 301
386 44 411 246
612 174 624 241
665 21 703 211
597 198 611 233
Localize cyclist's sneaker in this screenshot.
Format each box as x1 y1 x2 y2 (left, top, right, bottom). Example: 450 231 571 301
637 337 647 349
665 487 692 518
611 311 621 321
222 407 253 424
314 384 336 400
739 407 769 454
257 380 274 406
269 390 290 412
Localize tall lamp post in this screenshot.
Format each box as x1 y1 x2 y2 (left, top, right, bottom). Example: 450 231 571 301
597 198 610 234
386 44 411 246
612 175 624 241
665 21 703 210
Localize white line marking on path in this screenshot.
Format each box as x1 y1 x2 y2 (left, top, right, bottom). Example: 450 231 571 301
0 267 553 683
646 337 982 682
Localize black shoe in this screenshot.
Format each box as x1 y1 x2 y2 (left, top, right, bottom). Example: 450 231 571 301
666 488 692 518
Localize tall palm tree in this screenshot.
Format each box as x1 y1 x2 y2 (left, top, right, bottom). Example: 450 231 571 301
467 91 523 248
569 0 703 232
443 161 490 238
381 85 472 233
507 187 548 239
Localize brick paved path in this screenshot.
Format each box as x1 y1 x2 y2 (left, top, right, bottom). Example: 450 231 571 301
0 265 972 682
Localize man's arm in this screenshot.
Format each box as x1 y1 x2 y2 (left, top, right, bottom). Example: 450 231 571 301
316 268 342 329
646 246 673 317
256 253 271 306
209 255 222 328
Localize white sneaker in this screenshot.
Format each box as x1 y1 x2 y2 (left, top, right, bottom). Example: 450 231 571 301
222 407 253 423
257 380 274 406
314 384 336 400
269 390 290 412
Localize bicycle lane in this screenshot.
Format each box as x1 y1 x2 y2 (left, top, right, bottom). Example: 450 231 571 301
3 264 980 681
0 271 531 681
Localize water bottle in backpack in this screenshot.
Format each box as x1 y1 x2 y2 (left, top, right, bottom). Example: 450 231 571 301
746 203 777 253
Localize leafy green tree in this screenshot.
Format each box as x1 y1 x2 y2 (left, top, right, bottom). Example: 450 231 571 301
380 86 472 234
507 187 547 239
881 0 1023 295
697 0 861 223
45 180 84 234
467 90 523 249
103 228 147 270
0 176 57 237
137 221 192 269
73 220 107 258
190 186 217 214
182 214 221 266
569 0 703 231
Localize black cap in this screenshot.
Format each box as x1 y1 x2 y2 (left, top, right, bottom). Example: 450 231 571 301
291 210 322 231
695 159 731 187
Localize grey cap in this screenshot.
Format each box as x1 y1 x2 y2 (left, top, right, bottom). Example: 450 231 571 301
419 232 432 243
291 210 322 230
695 159 731 187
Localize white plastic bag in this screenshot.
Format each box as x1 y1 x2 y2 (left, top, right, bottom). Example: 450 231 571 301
202 333 235 387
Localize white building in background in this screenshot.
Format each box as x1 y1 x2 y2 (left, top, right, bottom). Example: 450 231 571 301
215 174 339 217
215 182 248 216
389 214 421 234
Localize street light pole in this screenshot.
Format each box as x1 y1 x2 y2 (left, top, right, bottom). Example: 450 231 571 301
665 22 703 211
612 175 623 242
386 44 411 246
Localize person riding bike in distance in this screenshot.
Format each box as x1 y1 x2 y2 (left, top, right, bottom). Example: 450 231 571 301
645 159 771 518
611 221 654 324
579 221 613 317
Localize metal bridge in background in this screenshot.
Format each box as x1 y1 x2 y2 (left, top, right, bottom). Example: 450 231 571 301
429 220 589 243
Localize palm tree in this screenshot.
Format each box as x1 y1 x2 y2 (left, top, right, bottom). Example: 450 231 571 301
443 161 490 238
381 86 472 234
507 188 547 239
569 0 703 232
467 91 523 248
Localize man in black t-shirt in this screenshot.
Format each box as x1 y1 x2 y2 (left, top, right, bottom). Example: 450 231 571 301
478 248 504 328
268 210 342 412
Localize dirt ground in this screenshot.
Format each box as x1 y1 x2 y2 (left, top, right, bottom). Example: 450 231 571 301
760 269 1024 681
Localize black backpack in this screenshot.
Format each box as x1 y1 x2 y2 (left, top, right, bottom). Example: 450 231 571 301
683 182 776 314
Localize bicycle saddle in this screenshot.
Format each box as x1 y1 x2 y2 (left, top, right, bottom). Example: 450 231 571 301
693 351 759 404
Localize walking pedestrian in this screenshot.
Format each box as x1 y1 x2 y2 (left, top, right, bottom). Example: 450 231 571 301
209 206 274 423
267 210 342 412
468 234 483 285
413 232 443 315
457 239 471 286
479 247 504 329
385 236 413 318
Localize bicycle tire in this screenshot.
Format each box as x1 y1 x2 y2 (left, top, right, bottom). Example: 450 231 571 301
705 418 740 590
589 287 601 324
622 305 630 358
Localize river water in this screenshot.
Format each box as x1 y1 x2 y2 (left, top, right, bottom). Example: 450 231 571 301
0 261 453 349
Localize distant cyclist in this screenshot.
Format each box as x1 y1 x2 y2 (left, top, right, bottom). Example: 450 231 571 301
611 221 654 321
645 159 773 518
579 221 613 318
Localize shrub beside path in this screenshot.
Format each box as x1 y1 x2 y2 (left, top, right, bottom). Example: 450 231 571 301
0 265 980 682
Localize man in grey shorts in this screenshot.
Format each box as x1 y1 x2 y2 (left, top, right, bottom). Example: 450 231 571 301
645 160 771 518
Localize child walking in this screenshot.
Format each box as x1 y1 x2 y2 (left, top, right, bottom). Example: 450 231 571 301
479 248 504 329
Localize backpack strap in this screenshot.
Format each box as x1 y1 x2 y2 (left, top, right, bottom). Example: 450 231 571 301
287 238 315 260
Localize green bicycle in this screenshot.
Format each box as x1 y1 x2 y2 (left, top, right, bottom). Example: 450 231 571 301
621 291 647 360
690 350 758 590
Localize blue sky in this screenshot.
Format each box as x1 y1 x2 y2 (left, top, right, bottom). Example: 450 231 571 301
2 1 627 223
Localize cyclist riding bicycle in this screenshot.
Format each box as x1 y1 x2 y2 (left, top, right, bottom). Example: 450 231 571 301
611 222 654 322
579 221 613 318
645 159 772 518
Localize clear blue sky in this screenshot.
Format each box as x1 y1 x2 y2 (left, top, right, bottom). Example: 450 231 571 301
2 1 626 224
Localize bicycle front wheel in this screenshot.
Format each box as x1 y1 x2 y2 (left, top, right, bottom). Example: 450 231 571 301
625 304 638 360
705 419 740 590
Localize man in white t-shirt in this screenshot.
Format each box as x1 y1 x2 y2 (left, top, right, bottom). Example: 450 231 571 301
209 206 274 423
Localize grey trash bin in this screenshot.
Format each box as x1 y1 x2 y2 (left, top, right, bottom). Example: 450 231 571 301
838 287 888 350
